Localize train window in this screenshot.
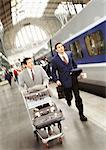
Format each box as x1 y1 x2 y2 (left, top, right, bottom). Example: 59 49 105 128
85 30 105 56
70 40 83 59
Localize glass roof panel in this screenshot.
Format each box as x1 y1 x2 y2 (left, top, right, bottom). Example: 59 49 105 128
11 0 49 25
11 6 16 13
0 20 3 31
75 4 83 13
15 25 48 48
11 0 16 7
55 2 86 16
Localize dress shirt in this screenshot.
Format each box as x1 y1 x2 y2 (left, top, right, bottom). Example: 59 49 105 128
27 68 35 80
58 52 69 63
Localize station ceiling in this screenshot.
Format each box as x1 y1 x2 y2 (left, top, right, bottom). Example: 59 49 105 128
0 0 90 31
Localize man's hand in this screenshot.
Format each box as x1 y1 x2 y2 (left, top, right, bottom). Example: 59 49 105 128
79 72 87 79
56 80 62 86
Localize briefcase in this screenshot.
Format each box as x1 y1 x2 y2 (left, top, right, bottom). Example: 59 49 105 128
56 86 65 99
72 68 82 76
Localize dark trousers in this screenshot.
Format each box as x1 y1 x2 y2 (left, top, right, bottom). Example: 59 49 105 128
15 75 18 83
63 75 84 116
8 79 12 86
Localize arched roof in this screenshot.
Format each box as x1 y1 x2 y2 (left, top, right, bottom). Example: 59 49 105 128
0 0 90 31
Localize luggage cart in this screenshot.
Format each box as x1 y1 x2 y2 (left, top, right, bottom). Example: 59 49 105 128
22 87 64 148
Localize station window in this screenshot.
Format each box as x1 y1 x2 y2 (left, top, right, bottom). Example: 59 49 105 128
85 30 105 56
15 25 48 48
70 40 83 59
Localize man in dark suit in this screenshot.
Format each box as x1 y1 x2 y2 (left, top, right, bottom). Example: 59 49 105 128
52 42 87 121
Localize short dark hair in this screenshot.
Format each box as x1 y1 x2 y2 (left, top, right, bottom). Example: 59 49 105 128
23 57 31 65
55 42 62 50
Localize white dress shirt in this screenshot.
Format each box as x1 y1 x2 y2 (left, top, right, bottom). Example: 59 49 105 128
58 52 69 63
27 68 35 80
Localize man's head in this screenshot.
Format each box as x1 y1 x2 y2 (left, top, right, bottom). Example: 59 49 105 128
21 61 26 70
55 42 65 54
23 57 33 69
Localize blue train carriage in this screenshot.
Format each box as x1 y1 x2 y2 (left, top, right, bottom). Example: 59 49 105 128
64 20 106 63
64 19 106 98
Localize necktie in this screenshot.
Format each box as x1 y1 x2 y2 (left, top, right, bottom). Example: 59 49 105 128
31 69 34 81
62 55 68 64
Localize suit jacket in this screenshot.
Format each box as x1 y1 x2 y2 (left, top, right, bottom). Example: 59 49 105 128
52 51 77 88
19 65 49 88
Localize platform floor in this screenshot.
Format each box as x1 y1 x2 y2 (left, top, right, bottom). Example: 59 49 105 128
0 81 106 150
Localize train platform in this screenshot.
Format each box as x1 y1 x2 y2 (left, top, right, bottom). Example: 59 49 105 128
0 81 106 150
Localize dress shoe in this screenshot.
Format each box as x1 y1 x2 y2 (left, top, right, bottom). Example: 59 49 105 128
80 115 87 121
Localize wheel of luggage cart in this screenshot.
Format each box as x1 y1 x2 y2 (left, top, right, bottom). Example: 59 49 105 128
58 137 63 144
44 143 49 149
34 131 39 142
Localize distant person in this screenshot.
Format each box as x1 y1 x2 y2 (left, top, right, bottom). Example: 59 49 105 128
5 69 12 86
51 42 87 121
40 58 47 70
44 57 52 79
18 57 49 90
21 61 26 71
13 69 18 82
